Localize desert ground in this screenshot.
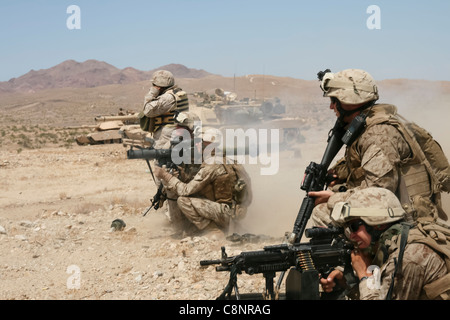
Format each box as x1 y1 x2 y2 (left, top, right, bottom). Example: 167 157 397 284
1 67 450 301
0 139 327 300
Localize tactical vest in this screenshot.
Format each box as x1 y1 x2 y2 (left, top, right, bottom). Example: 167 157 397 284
345 104 446 221
213 164 238 204
219 163 253 220
194 163 238 206
150 87 189 133
380 221 450 300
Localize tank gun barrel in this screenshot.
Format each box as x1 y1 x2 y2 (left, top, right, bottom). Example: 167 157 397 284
94 113 139 123
60 125 98 130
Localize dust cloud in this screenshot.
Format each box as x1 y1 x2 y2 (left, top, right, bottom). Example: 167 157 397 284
238 80 450 238
236 126 335 238
378 80 450 217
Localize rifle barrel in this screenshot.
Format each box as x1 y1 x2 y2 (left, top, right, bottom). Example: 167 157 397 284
200 259 223 266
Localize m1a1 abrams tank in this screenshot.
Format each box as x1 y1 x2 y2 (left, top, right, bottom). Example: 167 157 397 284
190 89 305 149
75 109 150 147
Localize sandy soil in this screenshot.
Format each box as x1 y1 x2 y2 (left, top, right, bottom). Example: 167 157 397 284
0 140 321 301
1 123 448 303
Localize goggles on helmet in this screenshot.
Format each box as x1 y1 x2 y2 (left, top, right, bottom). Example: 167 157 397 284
320 72 335 94
320 72 378 96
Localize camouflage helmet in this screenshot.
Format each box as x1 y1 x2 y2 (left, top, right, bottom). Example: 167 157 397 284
331 187 405 226
215 88 225 97
152 70 175 87
110 219 126 231
194 126 222 144
174 111 201 131
320 69 379 105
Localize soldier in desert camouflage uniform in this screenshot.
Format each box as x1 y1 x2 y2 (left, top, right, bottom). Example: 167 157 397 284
310 69 446 226
161 111 202 233
137 71 190 218
321 187 450 300
139 70 189 149
154 127 249 238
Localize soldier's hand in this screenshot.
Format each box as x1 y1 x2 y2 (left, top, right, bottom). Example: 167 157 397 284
308 190 334 206
327 170 339 187
154 165 169 180
154 165 162 178
320 269 345 293
144 86 160 103
351 249 372 280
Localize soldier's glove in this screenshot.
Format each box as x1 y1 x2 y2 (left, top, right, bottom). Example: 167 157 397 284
154 165 173 182
144 86 160 103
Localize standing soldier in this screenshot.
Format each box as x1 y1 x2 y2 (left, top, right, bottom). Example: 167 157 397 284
139 70 189 149
310 69 449 226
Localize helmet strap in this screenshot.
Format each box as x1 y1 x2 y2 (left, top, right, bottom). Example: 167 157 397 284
367 222 394 244
333 98 376 123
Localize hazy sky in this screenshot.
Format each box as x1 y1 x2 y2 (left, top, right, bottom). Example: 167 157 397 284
1 0 449 82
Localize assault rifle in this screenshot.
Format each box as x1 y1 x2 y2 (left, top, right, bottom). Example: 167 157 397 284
288 118 346 244
267 70 349 296
200 226 353 300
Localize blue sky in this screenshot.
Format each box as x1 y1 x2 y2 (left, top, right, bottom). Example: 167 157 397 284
0 0 449 81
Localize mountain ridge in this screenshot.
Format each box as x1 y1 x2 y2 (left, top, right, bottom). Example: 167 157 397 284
0 59 215 93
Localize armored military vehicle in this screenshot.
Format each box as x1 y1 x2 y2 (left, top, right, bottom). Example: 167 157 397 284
189 89 305 149
75 109 150 147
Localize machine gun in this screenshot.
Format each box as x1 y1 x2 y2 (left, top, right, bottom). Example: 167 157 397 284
266 70 348 296
200 226 353 300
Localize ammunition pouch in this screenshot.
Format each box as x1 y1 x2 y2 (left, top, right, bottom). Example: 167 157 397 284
140 116 154 132
213 165 237 204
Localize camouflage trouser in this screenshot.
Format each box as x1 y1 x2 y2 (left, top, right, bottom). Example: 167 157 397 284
176 196 231 231
311 203 333 227
166 190 191 230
